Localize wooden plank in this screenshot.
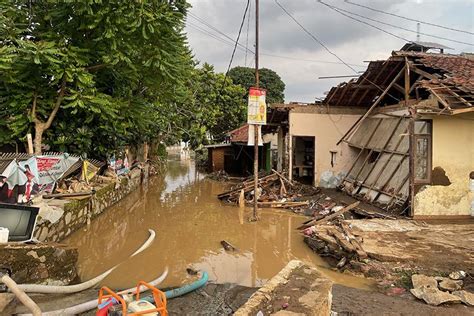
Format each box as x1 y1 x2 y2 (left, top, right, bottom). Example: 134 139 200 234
327 228 356 253
336 65 407 146
340 118 383 185
312 201 360 226
355 117 404 195
339 222 368 259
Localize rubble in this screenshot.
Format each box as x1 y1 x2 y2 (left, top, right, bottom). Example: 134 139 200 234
449 271 467 280
217 170 319 210
412 274 438 289
439 279 463 292
410 274 473 307
452 290 474 307
410 286 462 306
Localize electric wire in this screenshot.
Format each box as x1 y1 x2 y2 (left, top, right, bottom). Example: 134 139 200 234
274 0 359 73
274 0 400 102
316 0 411 43
345 0 474 35
188 11 366 67
218 0 250 103
318 1 474 47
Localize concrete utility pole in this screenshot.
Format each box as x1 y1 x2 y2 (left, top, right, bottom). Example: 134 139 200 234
253 0 259 221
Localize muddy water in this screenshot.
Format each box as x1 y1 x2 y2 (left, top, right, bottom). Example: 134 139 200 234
65 158 373 290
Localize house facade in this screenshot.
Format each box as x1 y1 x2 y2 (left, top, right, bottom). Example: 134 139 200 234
275 44 473 218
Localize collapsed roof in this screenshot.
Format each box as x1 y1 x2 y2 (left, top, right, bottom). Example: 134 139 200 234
323 49 474 114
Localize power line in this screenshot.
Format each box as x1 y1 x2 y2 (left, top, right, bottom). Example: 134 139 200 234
188 13 252 54
187 11 367 67
274 0 400 102
220 0 250 98
274 0 359 73
316 1 411 43
261 53 365 67
187 22 239 48
319 1 474 47
345 0 474 36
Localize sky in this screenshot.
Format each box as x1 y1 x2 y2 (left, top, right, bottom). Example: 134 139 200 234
185 0 473 103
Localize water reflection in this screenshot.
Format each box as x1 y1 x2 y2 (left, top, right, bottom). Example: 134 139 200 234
65 159 374 290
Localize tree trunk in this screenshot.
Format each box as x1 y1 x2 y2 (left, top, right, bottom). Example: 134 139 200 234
34 123 45 155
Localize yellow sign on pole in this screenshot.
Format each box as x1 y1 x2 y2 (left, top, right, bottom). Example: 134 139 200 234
247 87 267 125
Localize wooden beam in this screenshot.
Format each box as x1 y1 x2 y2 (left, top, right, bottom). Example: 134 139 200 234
340 118 383 185
336 65 407 146
427 87 451 109
451 107 474 115
410 66 438 80
313 201 360 225
356 117 404 195
355 61 393 105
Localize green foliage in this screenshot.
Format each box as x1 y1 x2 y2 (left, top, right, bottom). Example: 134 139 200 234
0 0 193 157
227 66 286 104
0 1 248 156
179 63 247 148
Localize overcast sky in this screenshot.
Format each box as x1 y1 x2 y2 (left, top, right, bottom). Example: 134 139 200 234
185 0 473 103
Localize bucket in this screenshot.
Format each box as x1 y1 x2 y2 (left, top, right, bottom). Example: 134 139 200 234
0 227 9 243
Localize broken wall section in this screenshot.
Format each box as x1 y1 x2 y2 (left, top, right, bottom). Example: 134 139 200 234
414 113 474 217
340 116 410 210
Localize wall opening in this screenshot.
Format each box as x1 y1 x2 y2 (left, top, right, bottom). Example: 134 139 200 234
292 136 315 185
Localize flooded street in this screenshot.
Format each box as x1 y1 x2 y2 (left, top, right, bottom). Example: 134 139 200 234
65 157 373 290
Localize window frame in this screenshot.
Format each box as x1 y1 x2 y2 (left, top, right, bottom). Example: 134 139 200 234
413 120 432 184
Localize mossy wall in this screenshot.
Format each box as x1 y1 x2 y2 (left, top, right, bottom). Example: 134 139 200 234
34 166 148 242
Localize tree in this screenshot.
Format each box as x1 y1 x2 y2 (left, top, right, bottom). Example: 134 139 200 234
180 63 247 148
0 1 192 155
227 66 286 104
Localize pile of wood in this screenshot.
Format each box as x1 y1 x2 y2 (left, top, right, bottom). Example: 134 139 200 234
298 201 369 268
217 169 319 209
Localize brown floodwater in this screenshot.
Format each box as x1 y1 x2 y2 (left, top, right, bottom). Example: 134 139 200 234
65 157 374 290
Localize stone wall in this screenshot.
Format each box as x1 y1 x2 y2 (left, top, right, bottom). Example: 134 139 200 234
0 243 78 285
34 166 148 242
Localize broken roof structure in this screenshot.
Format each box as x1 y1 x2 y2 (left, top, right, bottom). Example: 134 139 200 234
322 44 473 217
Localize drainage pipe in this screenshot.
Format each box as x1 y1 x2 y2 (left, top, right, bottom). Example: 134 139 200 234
17 229 155 294
17 267 168 316
141 271 209 304
1 274 41 316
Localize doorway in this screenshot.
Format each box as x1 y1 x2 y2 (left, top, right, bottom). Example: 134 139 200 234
292 136 315 185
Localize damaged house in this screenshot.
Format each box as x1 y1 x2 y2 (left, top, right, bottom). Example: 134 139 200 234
325 43 473 218
277 43 473 218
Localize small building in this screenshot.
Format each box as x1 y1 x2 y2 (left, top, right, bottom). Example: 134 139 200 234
206 124 280 176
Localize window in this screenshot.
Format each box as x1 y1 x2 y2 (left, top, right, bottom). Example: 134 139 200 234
414 121 432 184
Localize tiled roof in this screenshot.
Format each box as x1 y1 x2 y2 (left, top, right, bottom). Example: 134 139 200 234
395 51 474 93
229 124 249 143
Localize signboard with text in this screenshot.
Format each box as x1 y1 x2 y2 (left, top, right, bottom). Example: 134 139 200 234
247 87 267 125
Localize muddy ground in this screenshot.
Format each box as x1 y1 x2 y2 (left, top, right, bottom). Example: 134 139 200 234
9 281 474 315
332 284 474 316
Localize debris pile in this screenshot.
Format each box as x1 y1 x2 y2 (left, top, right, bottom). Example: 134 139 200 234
300 202 371 269
217 170 319 209
410 273 473 306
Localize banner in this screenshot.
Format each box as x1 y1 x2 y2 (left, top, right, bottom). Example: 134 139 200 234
247 87 267 125
36 155 79 185
0 154 79 204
